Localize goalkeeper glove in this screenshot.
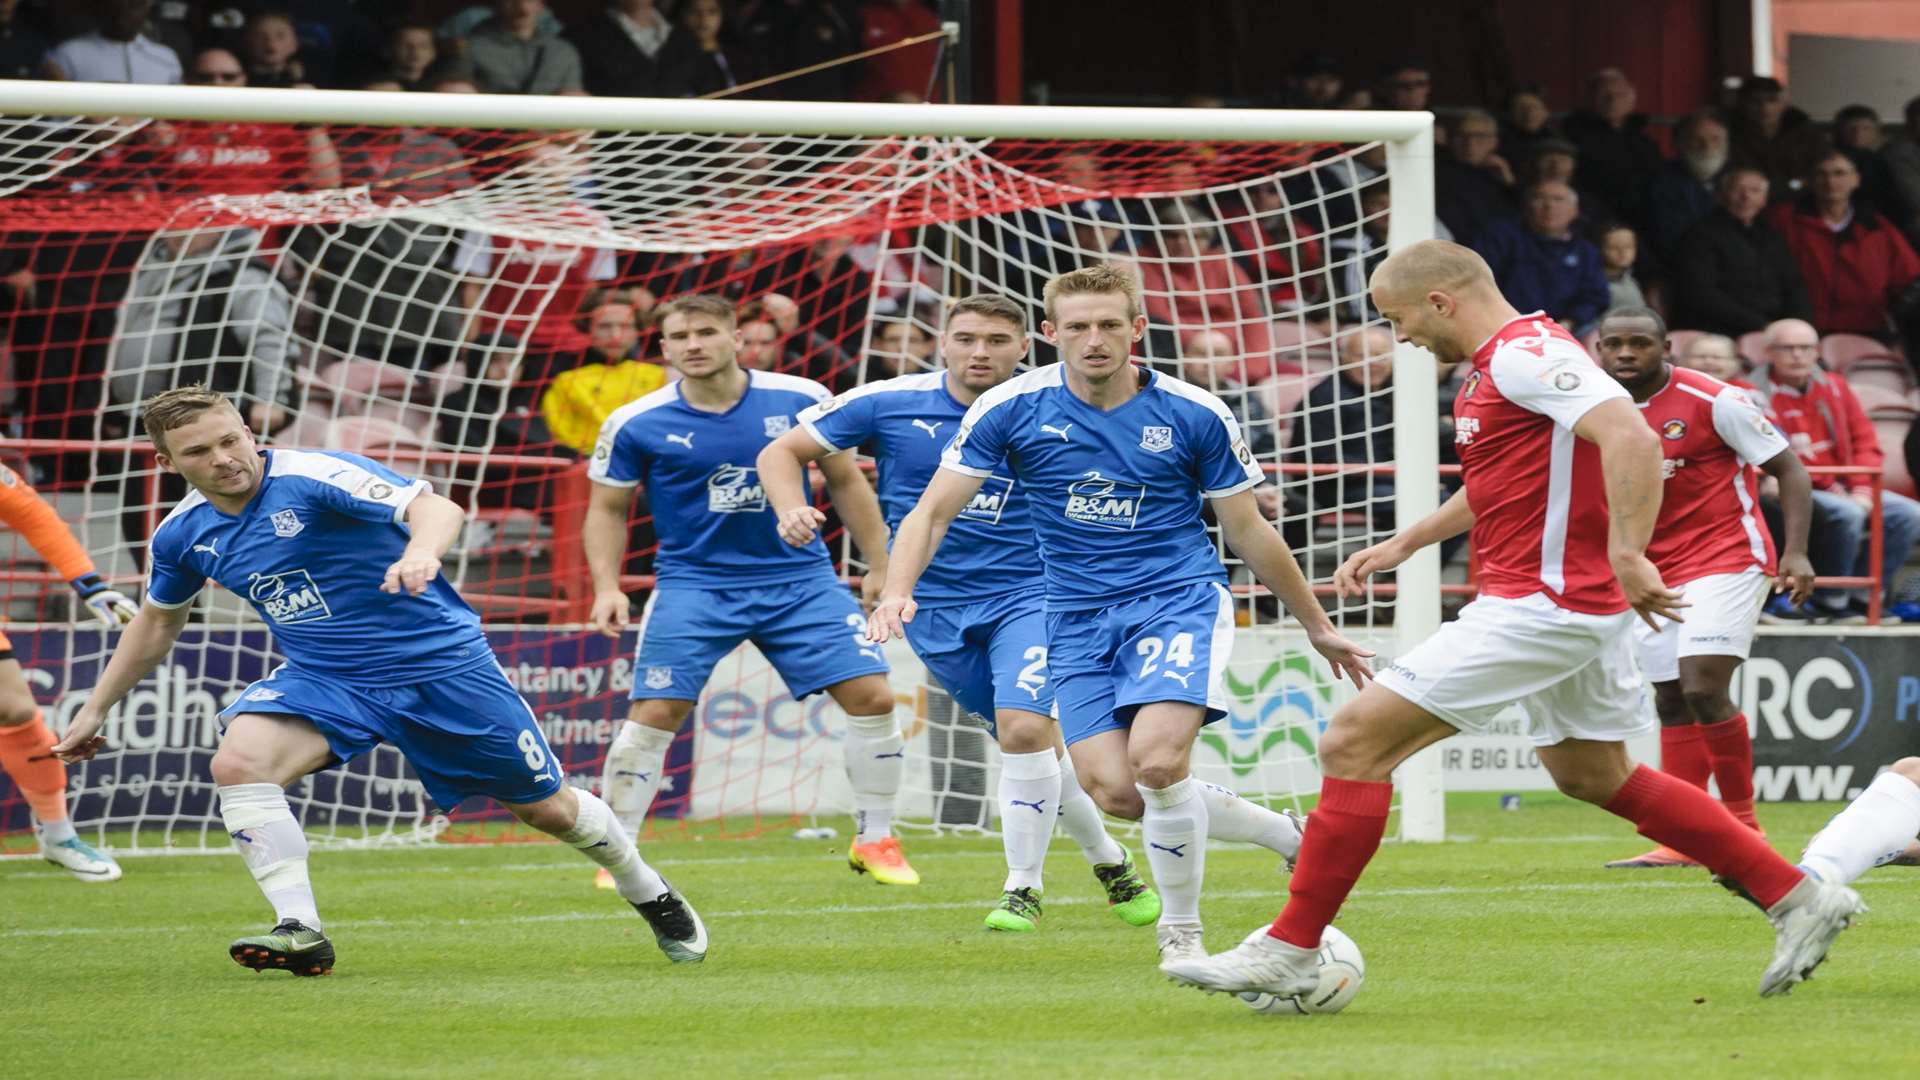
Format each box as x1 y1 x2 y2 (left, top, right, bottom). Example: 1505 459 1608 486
71 572 137 627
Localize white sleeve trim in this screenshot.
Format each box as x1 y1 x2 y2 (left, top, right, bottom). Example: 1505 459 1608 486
390 478 431 523
1204 473 1263 500
143 588 199 610
939 460 995 479
798 418 844 454
1709 386 1792 467
589 474 641 490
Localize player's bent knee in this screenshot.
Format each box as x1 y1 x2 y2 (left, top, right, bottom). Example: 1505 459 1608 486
628 699 691 733
828 677 895 718
504 789 578 835
996 712 1051 754
1680 689 1735 724
1549 770 1621 806
1090 784 1144 820
209 746 272 787
1891 757 1920 784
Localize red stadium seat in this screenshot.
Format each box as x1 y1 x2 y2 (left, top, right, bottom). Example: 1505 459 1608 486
1849 382 1910 415
1666 328 1704 360
1820 332 1900 374
1737 330 1769 365
1871 408 1917 498
1845 358 1914 394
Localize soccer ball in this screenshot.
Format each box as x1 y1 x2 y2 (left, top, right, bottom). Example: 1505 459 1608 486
1237 925 1365 1015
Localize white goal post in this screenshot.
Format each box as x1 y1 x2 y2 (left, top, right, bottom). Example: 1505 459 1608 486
0 81 1442 845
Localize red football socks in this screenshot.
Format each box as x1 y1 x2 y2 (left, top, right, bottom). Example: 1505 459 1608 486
1603 765 1800 908
1269 777 1393 948
1658 723 1712 791
1700 714 1759 828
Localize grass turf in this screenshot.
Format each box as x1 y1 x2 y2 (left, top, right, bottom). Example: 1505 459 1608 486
3 793 1916 1079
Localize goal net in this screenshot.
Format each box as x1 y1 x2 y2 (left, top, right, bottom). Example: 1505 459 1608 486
0 87 1439 855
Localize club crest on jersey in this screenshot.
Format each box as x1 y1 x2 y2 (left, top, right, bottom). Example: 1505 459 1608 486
764 415 792 438
644 667 673 690
707 464 766 513
1551 369 1583 391
961 474 1015 525
270 509 304 538
1753 415 1778 439
1462 370 1482 399
1140 425 1174 453
245 686 284 702
246 569 333 625
1661 419 1688 440
1063 471 1145 531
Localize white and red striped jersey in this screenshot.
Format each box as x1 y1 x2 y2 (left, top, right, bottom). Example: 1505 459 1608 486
1454 314 1632 615
1637 366 1787 585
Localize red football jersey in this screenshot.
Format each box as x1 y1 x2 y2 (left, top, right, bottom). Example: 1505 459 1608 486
1455 314 1632 615
1637 366 1787 584
150 121 317 194
452 203 617 354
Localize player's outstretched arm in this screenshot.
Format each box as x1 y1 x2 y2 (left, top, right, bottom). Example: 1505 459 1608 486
1332 486 1475 597
816 450 892 606
757 428 833 548
1761 448 1817 606
583 481 636 638
1215 489 1375 685
382 492 464 597
869 468 983 643
1574 398 1686 630
52 601 193 762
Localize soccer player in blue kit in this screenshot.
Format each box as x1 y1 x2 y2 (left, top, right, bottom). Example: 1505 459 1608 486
586 296 919 884
759 294 1158 932
52 386 705 974
871 266 1376 967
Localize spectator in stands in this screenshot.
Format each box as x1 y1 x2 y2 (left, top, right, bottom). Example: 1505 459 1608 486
1767 149 1920 339
1499 84 1557 166
1832 103 1914 235
336 76 474 202
1521 137 1618 228
567 0 693 99
1435 108 1517 247
1645 111 1729 266
736 313 783 371
1223 183 1324 315
241 9 307 88
468 0 584 95
1726 76 1830 203
143 48 340 193
1884 95 1920 244
1179 330 1279 459
856 0 941 102
387 22 441 91
1676 332 1746 384
0 0 51 79
1377 57 1430 112
541 290 667 456
1599 222 1651 312
1562 67 1662 229
44 0 180 84
1473 179 1610 333
739 0 857 102
1328 178 1391 323
1138 205 1275 382
866 317 935 380
678 0 753 98
1277 52 1343 109
1672 166 1812 334
1750 317 1920 619
108 227 299 438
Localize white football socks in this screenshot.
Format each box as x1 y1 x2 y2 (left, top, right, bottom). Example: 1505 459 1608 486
1800 770 1920 886
844 711 904 844
218 783 321 929
1196 780 1302 859
1056 747 1124 866
997 749 1060 891
601 721 675 837
561 788 667 903
1139 777 1209 929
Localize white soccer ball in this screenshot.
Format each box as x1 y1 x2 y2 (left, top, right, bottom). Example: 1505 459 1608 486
1237 924 1365 1015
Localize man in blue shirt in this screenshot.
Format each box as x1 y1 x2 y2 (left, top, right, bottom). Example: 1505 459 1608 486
53 385 707 973
585 295 918 885
872 266 1374 967
759 294 1158 933
1472 179 1611 334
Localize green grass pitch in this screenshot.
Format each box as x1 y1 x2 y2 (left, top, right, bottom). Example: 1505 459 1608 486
4 794 1917 1079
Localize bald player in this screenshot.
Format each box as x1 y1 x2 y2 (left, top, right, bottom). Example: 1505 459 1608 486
1160 240 1865 1001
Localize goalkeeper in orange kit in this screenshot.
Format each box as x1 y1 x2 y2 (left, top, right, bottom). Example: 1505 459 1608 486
0 462 136 880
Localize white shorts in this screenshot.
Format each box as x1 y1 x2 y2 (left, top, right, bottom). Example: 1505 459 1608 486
1631 568 1770 683
1377 592 1649 748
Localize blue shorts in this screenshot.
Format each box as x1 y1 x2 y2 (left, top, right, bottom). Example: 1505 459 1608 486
221 659 563 812
1046 580 1235 747
909 589 1053 733
632 575 889 702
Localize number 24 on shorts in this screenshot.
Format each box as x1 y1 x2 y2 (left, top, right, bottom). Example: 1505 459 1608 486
1136 633 1194 677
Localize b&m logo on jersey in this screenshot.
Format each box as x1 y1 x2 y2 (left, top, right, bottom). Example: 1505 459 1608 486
707 464 766 513
246 569 333 625
1063 471 1144 531
961 474 1015 525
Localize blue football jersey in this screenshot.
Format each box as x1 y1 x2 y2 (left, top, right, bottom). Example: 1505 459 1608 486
942 364 1264 610
145 449 494 683
798 370 1038 607
589 369 837 587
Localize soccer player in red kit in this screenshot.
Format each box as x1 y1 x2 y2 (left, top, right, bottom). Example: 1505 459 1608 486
1160 241 1863 1001
1595 306 1817 868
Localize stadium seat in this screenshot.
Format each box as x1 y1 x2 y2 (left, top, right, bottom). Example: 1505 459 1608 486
1666 328 1704 359
1845 358 1914 394
1871 407 1918 498
1737 330 1769 366
1820 332 1900 374
1849 382 1910 415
